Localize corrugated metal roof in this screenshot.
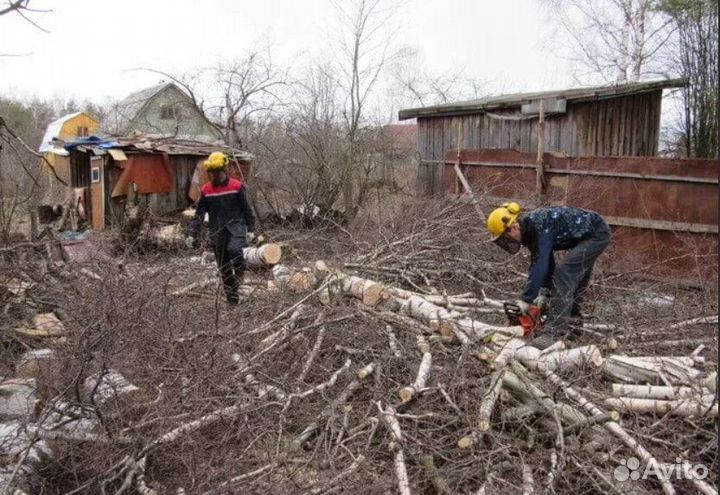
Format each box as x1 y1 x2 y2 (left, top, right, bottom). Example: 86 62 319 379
38 112 83 152
398 78 687 120
63 134 253 161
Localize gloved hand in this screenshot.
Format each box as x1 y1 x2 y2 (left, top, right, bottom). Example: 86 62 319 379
246 232 256 244
256 234 266 245
516 299 530 315
533 288 550 310
185 236 195 249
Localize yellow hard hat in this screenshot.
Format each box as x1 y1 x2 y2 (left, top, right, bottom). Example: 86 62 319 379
487 202 521 239
203 151 229 171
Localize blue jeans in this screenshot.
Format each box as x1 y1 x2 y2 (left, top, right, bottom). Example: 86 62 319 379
547 218 611 334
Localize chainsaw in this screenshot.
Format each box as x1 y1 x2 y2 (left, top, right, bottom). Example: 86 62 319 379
503 302 547 338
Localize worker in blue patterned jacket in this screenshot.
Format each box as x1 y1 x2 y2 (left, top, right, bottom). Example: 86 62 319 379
185 152 256 305
487 202 611 349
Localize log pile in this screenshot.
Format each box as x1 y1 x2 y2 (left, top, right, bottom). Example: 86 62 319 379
0 198 716 494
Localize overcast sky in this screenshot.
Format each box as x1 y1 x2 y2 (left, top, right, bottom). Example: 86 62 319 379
0 0 574 105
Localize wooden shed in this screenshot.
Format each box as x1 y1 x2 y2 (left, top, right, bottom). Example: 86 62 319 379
60 136 252 230
398 79 686 196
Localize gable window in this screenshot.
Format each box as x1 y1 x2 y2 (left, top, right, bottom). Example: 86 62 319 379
160 105 181 120
76 126 89 137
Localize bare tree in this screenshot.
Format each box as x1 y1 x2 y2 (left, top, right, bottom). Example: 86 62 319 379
331 0 403 221
0 0 50 32
541 0 676 83
659 0 718 158
213 46 289 148
249 64 346 216
389 48 487 110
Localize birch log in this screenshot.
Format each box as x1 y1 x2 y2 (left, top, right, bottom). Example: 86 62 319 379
314 264 390 307
703 372 717 393
400 295 457 337
477 368 505 433
538 366 678 495
399 336 432 403
341 275 390 307
611 384 708 400
84 371 140 407
242 243 282 266
377 402 412 495
603 355 701 385
604 396 718 418
528 346 604 373
272 265 316 292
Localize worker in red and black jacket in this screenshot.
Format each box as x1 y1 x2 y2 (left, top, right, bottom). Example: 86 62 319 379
185 152 256 305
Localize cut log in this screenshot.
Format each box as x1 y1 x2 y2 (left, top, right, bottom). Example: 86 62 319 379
531 346 604 372
0 378 38 420
537 366 678 495
0 420 52 494
611 384 707 400
152 223 183 246
242 243 282 266
477 368 505 432
538 341 566 356
272 264 316 292
503 340 604 373
377 402 411 495
703 372 717 393
15 313 66 338
399 336 432 403
84 371 140 407
604 396 718 418
15 349 55 379
272 264 291 286
289 268 317 291
341 275 389 307
603 355 701 385
502 366 586 425
455 317 524 340
400 295 456 336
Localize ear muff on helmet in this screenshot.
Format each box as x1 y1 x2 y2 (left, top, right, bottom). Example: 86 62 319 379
487 202 522 240
502 202 521 215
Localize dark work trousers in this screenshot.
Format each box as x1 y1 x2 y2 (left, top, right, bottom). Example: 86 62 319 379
212 229 247 304
547 218 611 335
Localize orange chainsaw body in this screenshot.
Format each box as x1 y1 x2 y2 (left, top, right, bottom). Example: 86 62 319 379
503 302 546 338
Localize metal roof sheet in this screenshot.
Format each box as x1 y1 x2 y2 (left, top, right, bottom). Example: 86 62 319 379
398 78 687 120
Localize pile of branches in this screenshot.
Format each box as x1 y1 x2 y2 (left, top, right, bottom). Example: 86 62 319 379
0 198 717 495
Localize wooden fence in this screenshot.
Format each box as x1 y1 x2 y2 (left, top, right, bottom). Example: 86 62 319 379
439 149 719 280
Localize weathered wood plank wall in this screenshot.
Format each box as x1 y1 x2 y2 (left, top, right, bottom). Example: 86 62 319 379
416 91 663 196
442 148 719 280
